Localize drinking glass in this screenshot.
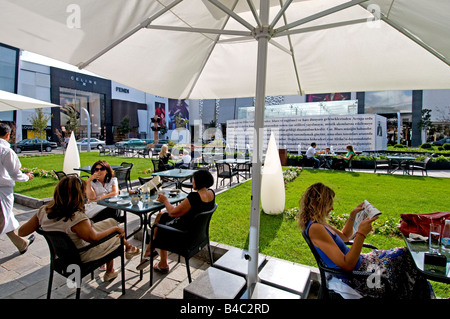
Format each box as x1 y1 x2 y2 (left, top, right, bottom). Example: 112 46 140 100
429 223 441 254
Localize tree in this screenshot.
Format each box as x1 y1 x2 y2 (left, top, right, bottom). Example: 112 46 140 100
28 109 52 152
63 105 79 135
417 109 434 142
119 115 132 137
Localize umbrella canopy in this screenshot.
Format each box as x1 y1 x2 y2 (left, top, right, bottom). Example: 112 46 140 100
1 0 450 296
0 90 60 111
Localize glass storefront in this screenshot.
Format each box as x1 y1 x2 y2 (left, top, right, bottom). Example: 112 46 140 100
0 43 19 121
59 87 106 139
364 90 413 145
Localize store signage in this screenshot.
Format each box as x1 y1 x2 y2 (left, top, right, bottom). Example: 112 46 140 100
115 86 130 93
69 75 97 86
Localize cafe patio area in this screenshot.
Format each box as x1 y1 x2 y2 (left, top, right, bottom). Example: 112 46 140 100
1 167 449 300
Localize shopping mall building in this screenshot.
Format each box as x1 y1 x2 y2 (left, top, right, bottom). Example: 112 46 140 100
1 43 449 148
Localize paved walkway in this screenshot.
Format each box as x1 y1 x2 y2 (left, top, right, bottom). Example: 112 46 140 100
1 166 448 299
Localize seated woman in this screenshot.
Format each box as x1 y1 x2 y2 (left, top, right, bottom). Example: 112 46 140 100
85 160 121 222
18 175 140 282
136 170 215 272
331 144 355 170
298 182 434 299
158 144 175 170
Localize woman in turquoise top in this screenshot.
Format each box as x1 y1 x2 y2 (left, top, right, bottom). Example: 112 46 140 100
298 183 434 298
332 145 355 170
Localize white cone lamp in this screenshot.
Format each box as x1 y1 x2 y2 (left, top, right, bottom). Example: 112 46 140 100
261 132 285 215
63 131 81 176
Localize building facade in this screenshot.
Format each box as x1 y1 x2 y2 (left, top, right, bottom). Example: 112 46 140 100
2 43 449 148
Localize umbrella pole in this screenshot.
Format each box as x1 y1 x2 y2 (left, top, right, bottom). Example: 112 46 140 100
247 0 269 297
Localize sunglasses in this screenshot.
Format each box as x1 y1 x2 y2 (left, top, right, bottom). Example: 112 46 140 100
94 167 106 172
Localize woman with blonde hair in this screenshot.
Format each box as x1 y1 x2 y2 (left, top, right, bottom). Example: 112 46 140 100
18 175 140 282
158 144 174 170
299 182 434 298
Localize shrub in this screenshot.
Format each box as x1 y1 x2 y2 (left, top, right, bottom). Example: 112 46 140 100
284 207 299 220
394 144 406 148
283 166 302 184
21 167 57 179
443 143 450 150
421 142 432 149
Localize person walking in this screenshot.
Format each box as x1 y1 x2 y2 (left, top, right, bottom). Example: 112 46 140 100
0 123 35 254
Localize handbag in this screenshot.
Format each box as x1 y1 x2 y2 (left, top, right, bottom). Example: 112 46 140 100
399 212 450 237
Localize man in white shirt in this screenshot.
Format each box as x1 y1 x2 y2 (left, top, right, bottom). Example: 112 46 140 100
306 142 320 168
0 123 35 254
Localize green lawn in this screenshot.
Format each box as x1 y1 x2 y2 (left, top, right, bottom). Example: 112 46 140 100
211 169 449 297
13 154 450 297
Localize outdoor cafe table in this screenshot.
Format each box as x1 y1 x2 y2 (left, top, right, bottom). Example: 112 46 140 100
403 235 450 284
97 192 187 279
216 158 251 166
386 155 415 174
152 168 197 189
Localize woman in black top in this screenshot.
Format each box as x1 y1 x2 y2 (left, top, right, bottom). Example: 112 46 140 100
136 170 215 272
158 144 175 170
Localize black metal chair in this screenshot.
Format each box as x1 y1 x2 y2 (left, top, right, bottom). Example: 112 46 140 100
373 159 391 173
98 144 110 156
215 162 238 188
151 158 167 172
346 158 354 172
36 227 125 299
120 162 133 189
138 176 153 185
235 162 252 179
410 157 431 176
114 146 126 156
302 229 390 299
180 160 203 193
53 170 79 180
115 167 131 191
137 147 151 158
149 204 218 286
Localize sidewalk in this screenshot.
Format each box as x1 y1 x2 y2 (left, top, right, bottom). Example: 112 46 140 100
0 202 239 299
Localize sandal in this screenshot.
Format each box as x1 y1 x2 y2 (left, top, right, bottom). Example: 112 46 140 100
135 250 159 271
153 263 169 274
103 271 118 282
125 246 141 260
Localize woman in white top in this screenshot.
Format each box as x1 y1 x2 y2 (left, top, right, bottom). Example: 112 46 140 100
85 160 121 222
18 175 140 282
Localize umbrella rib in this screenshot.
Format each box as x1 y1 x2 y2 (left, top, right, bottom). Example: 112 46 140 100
274 18 368 37
77 0 182 69
270 0 293 29
274 0 368 33
146 24 251 37
276 0 303 96
185 0 241 98
247 0 262 28
207 0 255 32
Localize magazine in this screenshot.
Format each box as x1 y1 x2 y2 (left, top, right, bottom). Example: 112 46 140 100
351 200 382 239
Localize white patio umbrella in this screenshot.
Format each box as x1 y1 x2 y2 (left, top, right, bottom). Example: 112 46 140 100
0 90 60 111
1 0 449 296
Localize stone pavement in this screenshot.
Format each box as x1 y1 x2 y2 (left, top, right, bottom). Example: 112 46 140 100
0 202 236 299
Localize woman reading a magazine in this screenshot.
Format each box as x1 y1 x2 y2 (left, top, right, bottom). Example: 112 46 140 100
298 182 434 298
